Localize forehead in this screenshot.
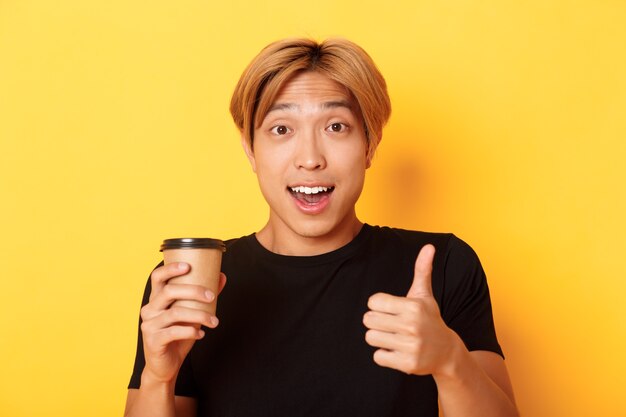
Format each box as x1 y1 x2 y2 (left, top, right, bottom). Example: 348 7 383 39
271 71 354 107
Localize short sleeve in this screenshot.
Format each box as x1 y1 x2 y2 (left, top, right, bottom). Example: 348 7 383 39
439 236 504 358
127 264 199 397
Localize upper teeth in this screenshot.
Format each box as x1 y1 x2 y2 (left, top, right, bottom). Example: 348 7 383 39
290 186 330 194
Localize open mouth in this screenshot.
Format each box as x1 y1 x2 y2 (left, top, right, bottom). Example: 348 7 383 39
288 185 335 204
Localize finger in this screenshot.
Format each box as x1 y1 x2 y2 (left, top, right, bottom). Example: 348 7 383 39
150 262 190 298
365 329 415 352
406 244 435 298
363 310 419 335
146 324 206 349
217 272 227 295
368 292 413 315
159 306 218 329
142 306 218 332
148 283 214 312
372 349 422 375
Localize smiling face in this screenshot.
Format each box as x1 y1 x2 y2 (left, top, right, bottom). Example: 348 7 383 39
243 71 370 255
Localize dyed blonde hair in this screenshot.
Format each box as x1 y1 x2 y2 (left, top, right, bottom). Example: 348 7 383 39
230 38 391 160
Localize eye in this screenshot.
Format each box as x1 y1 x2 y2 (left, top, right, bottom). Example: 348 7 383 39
327 122 348 133
270 125 290 135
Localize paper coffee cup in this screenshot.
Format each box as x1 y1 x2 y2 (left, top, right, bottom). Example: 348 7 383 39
160 238 225 315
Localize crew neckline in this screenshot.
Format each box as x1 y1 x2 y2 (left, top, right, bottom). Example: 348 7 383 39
244 223 374 267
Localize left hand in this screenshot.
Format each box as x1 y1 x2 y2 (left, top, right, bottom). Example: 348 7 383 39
363 244 463 376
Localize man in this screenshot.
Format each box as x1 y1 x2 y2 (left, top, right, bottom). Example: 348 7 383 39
125 38 519 417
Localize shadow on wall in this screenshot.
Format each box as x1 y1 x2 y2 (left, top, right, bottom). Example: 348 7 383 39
373 146 426 225
363 128 453 232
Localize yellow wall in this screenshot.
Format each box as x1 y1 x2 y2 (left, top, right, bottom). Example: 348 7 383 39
1 1 624 416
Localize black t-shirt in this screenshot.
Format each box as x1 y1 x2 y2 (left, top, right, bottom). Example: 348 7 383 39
129 224 502 416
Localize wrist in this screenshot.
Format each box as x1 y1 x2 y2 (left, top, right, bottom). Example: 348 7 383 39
432 331 474 384
140 369 177 394
126 371 178 417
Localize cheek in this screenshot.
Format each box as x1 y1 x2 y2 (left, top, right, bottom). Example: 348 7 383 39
254 150 289 188
331 149 369 176
255 141 292 168
332 158 367 198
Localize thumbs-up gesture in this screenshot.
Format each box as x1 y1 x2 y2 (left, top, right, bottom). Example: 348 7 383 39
363 244 463 376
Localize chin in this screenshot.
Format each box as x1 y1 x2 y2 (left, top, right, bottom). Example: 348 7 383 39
290 221 336 239
289 213 359 241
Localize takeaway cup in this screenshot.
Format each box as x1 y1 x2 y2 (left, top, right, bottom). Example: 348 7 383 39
160 238 225 315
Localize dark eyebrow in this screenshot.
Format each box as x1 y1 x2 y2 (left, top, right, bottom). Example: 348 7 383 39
267 100 354 114
322 100 353 110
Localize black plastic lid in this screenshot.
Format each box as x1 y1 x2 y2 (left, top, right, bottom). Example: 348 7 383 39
160 238 226 252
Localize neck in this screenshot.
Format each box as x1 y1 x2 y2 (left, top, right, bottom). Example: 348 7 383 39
255 214 363 256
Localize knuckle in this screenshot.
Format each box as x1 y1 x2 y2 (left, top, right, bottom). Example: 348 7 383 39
201 311 212 324
169 306 183 320
140 321 153 336
368 293 383 307
362 311 372 326
194 285 209 298
372 349 384 364
403 322 419 336
140 305 153 320
152 263 184 284
406 300 422 315
150 267 166 283
406 300 429 319
161 284 174 299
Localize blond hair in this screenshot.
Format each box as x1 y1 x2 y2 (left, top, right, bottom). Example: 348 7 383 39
230 38 391 160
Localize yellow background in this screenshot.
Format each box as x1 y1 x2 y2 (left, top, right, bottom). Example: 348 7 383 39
1 1 624 416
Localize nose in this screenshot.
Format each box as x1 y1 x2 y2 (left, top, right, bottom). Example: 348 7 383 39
293 129 327 170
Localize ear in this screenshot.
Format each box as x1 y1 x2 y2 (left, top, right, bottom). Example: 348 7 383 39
240 135 257 173
365 144 374 169
364 129 376 169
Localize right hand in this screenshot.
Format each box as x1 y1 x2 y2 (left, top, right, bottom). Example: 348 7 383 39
139 262 227 384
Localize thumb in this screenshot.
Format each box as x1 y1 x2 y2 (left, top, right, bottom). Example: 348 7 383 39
407 244 436 298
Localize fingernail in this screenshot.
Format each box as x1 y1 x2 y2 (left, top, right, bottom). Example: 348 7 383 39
198 329 205 338
205 291 215 302
210 317 219 327
178 262 188 270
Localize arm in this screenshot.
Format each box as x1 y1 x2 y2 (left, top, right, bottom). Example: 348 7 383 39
123 263 226 417
363 245 519 417
124 386 196 417
436 350 517 417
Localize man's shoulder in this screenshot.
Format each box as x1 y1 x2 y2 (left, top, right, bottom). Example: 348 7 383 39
223 234 251 248
367 224 454 248
366 224 478 263
221 233 256 257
